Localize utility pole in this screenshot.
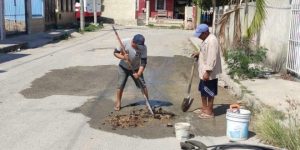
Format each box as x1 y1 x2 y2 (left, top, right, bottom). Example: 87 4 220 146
80 0 85 31
146 0 150 25
93 0 97 24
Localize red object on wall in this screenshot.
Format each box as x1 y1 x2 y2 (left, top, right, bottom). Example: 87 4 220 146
136 0 146 19
150 0 174 18
136 0 174 19
75 2 101 19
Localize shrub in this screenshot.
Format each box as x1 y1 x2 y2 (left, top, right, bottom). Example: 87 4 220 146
225 46 267 79
255 99 300 150
84 23 103 32
147 24 154 28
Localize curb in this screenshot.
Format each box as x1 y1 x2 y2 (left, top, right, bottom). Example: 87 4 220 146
0 29 74 53
0 42 27 53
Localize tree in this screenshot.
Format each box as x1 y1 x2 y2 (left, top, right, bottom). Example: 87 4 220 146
193 0 230 10
218 0 266 51
192 0 266 51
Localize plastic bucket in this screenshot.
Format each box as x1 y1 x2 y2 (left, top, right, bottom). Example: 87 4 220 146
226 109 251 141
175 122 191 140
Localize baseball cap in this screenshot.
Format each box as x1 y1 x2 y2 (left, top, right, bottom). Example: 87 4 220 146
194 24 209 37
132 34 145 45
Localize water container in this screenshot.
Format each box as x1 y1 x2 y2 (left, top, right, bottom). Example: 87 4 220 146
175 122 191 141
226 109 251 141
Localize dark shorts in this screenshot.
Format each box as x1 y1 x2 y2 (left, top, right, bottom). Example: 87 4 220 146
198 79 218 97
117 65 146 90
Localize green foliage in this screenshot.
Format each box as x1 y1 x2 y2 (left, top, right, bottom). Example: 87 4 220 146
225 44 267 79
147 24 155 28
84 23 103 32
247 0 267 38
193 0 230 10
169 25 181 29
255 100 300 150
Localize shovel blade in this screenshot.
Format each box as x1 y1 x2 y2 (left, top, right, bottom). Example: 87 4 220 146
181 97 194 112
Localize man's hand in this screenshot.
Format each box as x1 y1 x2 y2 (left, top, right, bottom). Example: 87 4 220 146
203 71 210 81
191 51 199 59
133 73 140 79
123 53 129 61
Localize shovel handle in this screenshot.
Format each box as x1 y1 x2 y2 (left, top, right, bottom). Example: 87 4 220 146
136 78 154 115
187 58 197 94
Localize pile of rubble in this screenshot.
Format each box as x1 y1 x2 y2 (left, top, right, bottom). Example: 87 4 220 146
103 108 175 129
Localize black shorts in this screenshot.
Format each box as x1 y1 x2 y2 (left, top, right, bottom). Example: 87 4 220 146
198 79 218 97
117 65 146 89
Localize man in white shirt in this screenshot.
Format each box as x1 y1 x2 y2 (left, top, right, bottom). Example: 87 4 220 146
192 24 222 119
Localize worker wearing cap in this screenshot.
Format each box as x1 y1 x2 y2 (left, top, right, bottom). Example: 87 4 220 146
113 34 148 111
192 24 222 119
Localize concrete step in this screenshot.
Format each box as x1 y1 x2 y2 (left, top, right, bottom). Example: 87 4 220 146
0 29 75 53
0 42 27 53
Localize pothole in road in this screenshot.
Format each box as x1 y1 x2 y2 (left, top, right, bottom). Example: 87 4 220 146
20 55 236 138
103 107 175 130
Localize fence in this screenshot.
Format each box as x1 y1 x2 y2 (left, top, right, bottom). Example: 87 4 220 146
287 0 300 76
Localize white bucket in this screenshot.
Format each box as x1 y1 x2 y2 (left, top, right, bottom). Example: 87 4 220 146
226 109 251 141
175 122 191 140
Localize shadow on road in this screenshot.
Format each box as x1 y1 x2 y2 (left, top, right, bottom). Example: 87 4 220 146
122 99 173 109
0 53 30 63
214 104 230 116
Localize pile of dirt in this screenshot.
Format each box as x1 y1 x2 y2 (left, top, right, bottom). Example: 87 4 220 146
281 73 295 81
103 108 175 130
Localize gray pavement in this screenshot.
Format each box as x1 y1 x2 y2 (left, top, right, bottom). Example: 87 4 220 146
0 25 268 150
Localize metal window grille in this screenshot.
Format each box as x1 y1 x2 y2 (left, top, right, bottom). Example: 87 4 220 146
287 0 300 75
4 0 26 35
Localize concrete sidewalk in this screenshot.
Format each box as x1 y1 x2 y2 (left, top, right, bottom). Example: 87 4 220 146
0 29 77 53
189 37 300 112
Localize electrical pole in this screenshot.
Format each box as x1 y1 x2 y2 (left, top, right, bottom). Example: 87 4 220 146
146 0 150 25
80 0 85 31
93 0 97 24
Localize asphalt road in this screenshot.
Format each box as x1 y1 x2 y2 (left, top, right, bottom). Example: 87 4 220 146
0 25 264 150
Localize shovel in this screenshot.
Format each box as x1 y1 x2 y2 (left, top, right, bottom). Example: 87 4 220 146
181 58 197 112
135 78 154 115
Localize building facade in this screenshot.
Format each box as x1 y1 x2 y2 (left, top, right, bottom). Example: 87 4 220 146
0 0 76 41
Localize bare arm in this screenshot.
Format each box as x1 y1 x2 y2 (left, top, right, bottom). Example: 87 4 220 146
114 52 125 60
136 66 145 76
114 48 128 61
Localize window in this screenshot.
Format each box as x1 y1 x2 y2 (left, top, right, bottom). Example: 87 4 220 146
71 0 74 12
156 0 165 10
66 0 69 12
31 0 44 18
61 0 65 12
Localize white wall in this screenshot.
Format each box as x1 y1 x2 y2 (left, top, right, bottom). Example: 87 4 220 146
101 0 137 25
216 0 292 70
257 0 291 63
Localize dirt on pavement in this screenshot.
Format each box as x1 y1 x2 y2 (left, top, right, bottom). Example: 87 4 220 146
21 55 236 139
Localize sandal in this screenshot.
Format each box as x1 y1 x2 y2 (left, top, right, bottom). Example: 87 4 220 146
114 100 121 111
114 106 120 111
198 113 214 119
193 109 203 114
